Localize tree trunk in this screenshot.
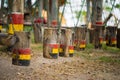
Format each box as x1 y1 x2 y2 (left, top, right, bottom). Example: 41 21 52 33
74 27 87 50
106 26 117 47
59 28 74 57
86 0 90 44
33 0 44 43
10 0 31 66
33 23 43 43
12 32 31 66
38 0 43 17
91 0 103 49
43 28 58 59
117 29 120 48
8 0 24 34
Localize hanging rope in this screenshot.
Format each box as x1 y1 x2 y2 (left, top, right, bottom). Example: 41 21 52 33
57 0 67 39
104 0 116 26
59 1 66 26
75 0 86 27
110 0 116 13
69 0 76 27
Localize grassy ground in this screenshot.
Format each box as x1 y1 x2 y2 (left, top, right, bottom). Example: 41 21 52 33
74 43 120 64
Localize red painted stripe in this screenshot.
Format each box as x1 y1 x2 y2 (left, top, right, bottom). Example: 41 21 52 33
10 14 24 24
99 37 103 41
13 48 31 55
34 18 47 24
34 18 43 23
96 21 103 25
80 40 86 44
111 37 116 41
48 44 59 48
106 37 108 40
60 44 64 48
74 40 79 43
51 20 57 26
69 46 74 50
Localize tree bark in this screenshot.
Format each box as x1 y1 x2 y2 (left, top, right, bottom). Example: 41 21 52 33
60 28 73 57
43 28 58 59
33 23 43 43
12 32 31 66
74 27 87 50
91 0 103 49
117 29 120 48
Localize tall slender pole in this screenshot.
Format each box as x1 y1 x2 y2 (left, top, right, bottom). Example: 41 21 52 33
51 0 58 21
38 0 43 17
46 0 50 27
86 0 90 26
91 0 103 48
86 0 90 44
51 0 58 26
8 0 24 34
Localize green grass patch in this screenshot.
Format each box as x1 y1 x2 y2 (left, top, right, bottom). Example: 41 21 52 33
74 50 91 59
31 43 43 51
102 44 120 53
85 43 94 50
99 56 120 64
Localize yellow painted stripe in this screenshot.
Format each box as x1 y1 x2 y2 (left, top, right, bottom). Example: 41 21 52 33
69 50 74 54
73 43 76 47
106 40 109 44
112 41 117 45
8 24 23 34
100 41 103 44
52 49 58 54
0 25 2 30
80 45 86 48
19 55 31 60
59 48 63 53
12 54 17 59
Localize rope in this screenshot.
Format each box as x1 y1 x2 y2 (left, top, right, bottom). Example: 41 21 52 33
75 0 86 27
110 0 116 13
69 0 76 27
104 0 116 26
59 1 66 26
57 0 67 39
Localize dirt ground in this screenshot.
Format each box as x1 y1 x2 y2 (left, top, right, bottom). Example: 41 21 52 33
0 44 120 80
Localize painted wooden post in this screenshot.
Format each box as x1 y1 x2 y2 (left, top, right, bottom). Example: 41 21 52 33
59 28 74 57
117 29 120 48
43 28 59 59
86 0 90 44
9 0 31 66
74 26 87 50
38 0 43 17
33 0 44 43
8 0 24 34
43 0 59 59
91 0 103 49
0 0 5 32
106 26 117 47
51 0 58 26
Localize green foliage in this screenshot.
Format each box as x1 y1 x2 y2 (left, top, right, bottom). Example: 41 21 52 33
24 26 33 32
105 6 112 11
66 1 70 4
115 4 120 9
75 10 86 20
